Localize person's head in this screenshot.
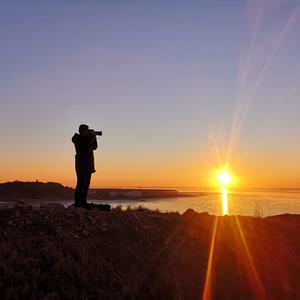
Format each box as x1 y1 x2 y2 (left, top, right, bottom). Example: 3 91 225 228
79 124 89 135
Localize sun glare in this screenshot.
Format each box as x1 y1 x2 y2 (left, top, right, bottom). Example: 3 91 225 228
217 171 232 186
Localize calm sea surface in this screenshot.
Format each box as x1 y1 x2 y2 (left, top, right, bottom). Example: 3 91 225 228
61 188 300 216
2 188 300 216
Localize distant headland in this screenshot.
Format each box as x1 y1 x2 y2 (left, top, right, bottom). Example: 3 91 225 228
0 181 193 201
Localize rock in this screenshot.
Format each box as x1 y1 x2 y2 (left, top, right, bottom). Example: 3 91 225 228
100 225 108 232
88 216 96 223
23 203 32 209
14 200 25 208
70 231 79 239
0 203 15 209
65 212 74 218
67 204 76 210
183 208 196 216
13 200 32 209
26 220 33 225
82 229 90 237
42 291 60 300
40 203 65 209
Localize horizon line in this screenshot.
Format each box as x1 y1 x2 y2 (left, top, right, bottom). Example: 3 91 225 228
1 180 300 190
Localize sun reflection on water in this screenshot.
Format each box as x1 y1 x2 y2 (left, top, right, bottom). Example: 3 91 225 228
216 170 231 215
222 187 228 215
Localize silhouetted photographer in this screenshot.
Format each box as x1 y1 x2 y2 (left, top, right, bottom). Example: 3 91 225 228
72 124 109 210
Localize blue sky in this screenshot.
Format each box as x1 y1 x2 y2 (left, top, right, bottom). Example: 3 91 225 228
1 0 300 187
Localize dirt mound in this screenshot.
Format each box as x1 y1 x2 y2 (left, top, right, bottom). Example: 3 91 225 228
0 207 299 299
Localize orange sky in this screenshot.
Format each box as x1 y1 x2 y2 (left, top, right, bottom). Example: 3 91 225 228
1 144 300 188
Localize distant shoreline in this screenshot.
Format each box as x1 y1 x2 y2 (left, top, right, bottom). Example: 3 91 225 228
0 181 199 203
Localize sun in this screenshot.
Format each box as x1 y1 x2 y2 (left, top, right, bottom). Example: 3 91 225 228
217 170 232 186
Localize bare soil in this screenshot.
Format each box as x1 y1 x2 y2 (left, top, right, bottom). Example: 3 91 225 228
0 206 299 299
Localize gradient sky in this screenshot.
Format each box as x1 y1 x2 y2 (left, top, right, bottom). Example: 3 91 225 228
1 0 300 188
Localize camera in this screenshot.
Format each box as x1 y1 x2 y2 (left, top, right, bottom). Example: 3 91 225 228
89 129 102 136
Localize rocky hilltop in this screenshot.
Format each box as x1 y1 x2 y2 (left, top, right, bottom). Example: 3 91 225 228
0 206 299 299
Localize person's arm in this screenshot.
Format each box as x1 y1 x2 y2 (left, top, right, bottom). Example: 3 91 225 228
71 134 77 144
90 136 98 150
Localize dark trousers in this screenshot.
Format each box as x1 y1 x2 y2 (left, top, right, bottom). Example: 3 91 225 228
74 171 92 206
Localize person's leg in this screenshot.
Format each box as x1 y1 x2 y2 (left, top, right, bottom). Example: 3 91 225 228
75 171 85 207
81 172 92 205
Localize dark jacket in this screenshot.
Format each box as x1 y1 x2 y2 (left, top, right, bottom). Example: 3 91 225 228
72 133 98 173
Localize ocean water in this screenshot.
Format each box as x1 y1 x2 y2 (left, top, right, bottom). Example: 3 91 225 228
61 187 300 216
2 188 300 216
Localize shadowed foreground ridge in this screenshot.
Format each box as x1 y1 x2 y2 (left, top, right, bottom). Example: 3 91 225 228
0 207 299 300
